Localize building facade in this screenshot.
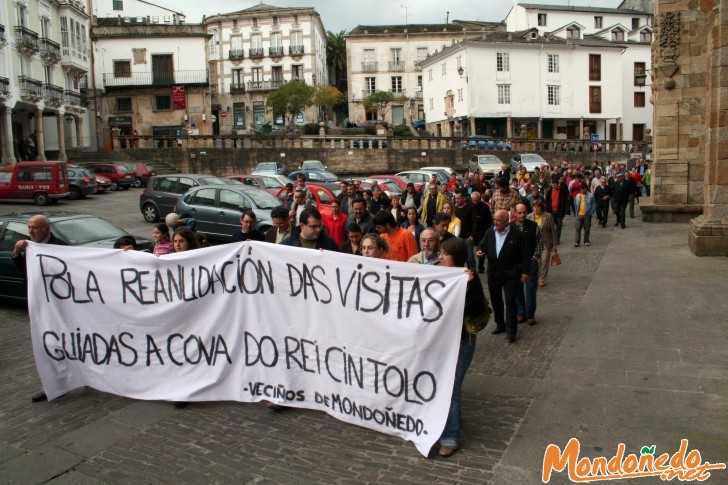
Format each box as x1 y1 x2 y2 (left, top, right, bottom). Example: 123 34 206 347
1 0 91 164
203 4 328 134
345 22 501 127
419 2 653 140
91 9 209 147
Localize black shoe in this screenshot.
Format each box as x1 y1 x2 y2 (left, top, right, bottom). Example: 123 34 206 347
621 225 626 229
477 267 485 273
614 222 620 227
491 328 505 335
31 391 47 403
508 335 517 343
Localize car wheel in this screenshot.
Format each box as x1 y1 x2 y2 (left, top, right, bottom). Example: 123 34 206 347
111 181 119 191
133 177 143 188
142 203 159 222
69 186 82 200
34 192 50 206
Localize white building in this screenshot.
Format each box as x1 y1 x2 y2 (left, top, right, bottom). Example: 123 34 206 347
1 0 91 164
345 22 502 126
92 0 185 24
419 2 653 141
91 7 209 143
204 4 328 134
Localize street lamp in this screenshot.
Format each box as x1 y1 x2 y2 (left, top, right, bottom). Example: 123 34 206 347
457 66 467 80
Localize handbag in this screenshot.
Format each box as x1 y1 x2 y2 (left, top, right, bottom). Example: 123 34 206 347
551 251 561 266
463 301 493 335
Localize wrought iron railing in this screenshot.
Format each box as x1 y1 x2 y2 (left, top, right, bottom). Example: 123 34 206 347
0 77 9 96
64 90 85 106
289 45 304 55
388 61 404 71
44 84 65 104
268 46 283 57
229 49 244 60
247 79 285 91
249 47 264 58
102 70 208 87
41 37 61 62
361 62 378 72
230 83 245 93
18 75 43 98
14 26 39 52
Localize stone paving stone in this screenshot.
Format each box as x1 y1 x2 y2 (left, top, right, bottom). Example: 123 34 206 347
0 443 84 484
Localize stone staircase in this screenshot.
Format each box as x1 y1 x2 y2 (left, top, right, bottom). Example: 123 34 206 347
66 151 178 175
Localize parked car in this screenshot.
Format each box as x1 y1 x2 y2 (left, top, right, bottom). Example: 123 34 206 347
358 178 402 199
122 162 156 188
88 163 135 191
251 161 286 175
175 185 279 242
227 174 285 196
0 161 70 206
139 174 233 223
511 153 548 174
66 165 97 200
94 174 112 193
469 154 504 178
275 182 340 219
368 174 422 193
0 212 154 301
421 166 457 177
288 170 340 183
396 170 448 186
299 160 327 171
412 119 426 130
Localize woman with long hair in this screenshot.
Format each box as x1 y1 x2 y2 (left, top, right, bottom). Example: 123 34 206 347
401 207 426 250
442 201 461 237
360 233 389 259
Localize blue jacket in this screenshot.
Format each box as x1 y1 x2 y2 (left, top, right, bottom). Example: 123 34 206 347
573 192 596 216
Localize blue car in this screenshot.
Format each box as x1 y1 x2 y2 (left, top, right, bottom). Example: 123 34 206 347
288 170 340 183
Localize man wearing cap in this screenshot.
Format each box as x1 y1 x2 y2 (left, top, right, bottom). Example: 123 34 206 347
611 171 630 229
573 183 596 246
490 177 522 218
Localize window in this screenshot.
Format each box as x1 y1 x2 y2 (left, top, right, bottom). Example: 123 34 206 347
363 49 374 62
209 38 218 57
44 64 53 84
291 64 303 80
233 102 246 128
365 77 376 93
548 54 559 73
391 76 402 94
251 34 262 48
632 18 640 30
114 61 131 78
271 32 282 47
391 48 401 63
416 47 427 62
497 52 510 72
634 92 645 107
429 98 434 110
457 88 463 102
634 62 646 86
589 54 601 81
538 13 547 26
594 16 603 28
117 97 132 112
589 86 601 113
163 16 171 23
566 26 580 39
417 76 422 87
640 31 652 42
151 16 159 23
272 66 283 81
192 188 217 208
230 36 243 57
41 18 51 39
633 124 645 141
441 62 446 76
251 67 262 82
232 68 243 85
220 190 248 210
16 3 28 27
612 29 624 41
456 55 462 69
428 69 433 81
547 85 560 105
291 30 302 46
113 0 123 10
155 95 171 110
20 55 31 77
497 84 510 104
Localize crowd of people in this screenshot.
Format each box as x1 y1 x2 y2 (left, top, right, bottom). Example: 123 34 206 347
13 156 649 458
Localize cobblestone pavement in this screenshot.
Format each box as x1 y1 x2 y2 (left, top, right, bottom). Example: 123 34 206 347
1 192 727 484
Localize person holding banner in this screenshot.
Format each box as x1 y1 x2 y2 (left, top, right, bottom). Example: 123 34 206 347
172 228 201 253
12 214 68 402
436 237 489 457
360 233 389 259
232 210 266 242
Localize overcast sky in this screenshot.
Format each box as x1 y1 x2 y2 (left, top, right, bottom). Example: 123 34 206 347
165 0 623 32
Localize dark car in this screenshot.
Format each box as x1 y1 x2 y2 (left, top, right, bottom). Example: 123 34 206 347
227 174 285 196
66 165 97 200
0 212 153 301
139 174 233 223
122 162 156 188
88 163 135 191
288 170 340 183
175 185 279 242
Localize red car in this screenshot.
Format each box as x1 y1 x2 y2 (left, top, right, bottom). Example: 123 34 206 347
275 182 340 219
228 174 285 196
122 162 156 188
369 174 424 193
88 163 136 191
94 174 113 192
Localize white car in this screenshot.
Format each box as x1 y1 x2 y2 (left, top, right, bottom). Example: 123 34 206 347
511 153 547 174
421 166 457 177
469 155 504 178
396 170 448 186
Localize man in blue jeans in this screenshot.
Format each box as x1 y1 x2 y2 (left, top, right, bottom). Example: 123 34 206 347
512 204 544 326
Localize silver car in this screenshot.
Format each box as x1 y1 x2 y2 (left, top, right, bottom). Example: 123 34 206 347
511 153 548 174
175 185 280 242
469 154 504 178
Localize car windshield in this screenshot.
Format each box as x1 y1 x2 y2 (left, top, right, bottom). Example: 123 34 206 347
226 178 244 184
302 161 324 169
198 176 230 185
245 189 283 209
320 171 339 180
522 155 546 163
81 169 95 177
255 163 277 171
118 165 129 173
53 217 127 245
258 176 284 189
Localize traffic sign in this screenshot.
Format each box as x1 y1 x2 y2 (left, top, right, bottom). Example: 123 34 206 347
591 134 599 143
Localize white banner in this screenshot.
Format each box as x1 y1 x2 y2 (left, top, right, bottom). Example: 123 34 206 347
26 241 467 456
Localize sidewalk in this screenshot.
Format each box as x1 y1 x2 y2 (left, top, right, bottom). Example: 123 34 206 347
0 204 726 484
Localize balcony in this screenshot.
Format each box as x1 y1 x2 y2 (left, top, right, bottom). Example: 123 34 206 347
268 46 284 57
389 88 406 97
414 89 423 99
64 90 86 107
388 61 404 72
102 70 208 87
18 76 43 100
362 89 375 98
0 25 6 46
44 84 65 105
247 79 285 92
249 47 264 59
229 49 244 60
14 26 39 54
289 45 304 55
40 38 62 64
361 62 378 72
0 77 9 98
230 83 245 94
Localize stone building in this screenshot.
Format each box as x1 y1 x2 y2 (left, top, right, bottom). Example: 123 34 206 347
643 0 727 256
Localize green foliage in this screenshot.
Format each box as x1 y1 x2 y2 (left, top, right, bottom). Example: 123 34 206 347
265 81 314 124
362 91 408 120
326 30 347 73
393 124 412 136
302 123 328 135
313 85 345 110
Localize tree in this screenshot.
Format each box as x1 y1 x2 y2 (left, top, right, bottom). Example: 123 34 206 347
265 81 314 125
313 85 345 114
362 91 408 121
326 30 347 92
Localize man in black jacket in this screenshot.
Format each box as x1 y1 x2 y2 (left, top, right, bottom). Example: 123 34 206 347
231 210 266 242
281 208 339 251
476 209 530 343
512 204 543 326
594 177 612 228
612 172 630 229
471 191 493 273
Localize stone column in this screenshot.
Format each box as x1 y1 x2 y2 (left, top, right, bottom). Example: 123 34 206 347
616 117 622 141
689 4 728 256
56 112 67 161
3 106 15 165
469 117 476 136
75 115 84 150
506 115 512 138
579 117 584 140
537 116 543 139
35 107 46 161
